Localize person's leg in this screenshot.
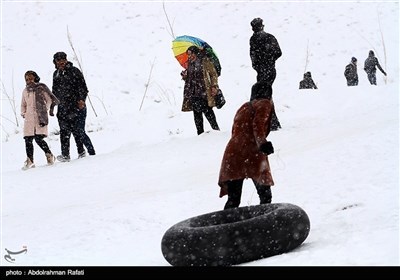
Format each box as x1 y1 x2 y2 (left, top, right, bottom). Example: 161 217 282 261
224 179 244 209
192 97 206 135
257 68 276 84
253 179 272 204
70 113 85 156
270 97 281 131
75 108 95 155
58 117 72 158
24 136 34 162
203 107 220 131
34 135 55 165
193 110 204 135
22 136 35 169
34 135 51 154
371 73 377 85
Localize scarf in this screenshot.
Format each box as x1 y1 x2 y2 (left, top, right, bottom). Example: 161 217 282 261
26 83 59 126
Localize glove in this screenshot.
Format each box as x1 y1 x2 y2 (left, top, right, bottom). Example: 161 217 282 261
39 123 46 127
260 141 274 155
180 70 187 80
77 100 86 110
383 71 387 76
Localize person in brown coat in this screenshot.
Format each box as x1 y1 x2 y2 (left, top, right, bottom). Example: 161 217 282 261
21 71 59 170
181 46 220 135
218 82 275 209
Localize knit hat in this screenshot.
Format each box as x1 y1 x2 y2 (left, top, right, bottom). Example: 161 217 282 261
53 52 67 60
351 57 357 63
251 18 264 31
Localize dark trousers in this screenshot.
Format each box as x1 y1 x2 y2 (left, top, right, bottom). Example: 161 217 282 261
256 67 276 85
367 72 377 85
347 78 358 86
256 68 281 130
192 97 219 135
58 108 95 157
76 108 96 155
24 135 51 162
224 179 272 209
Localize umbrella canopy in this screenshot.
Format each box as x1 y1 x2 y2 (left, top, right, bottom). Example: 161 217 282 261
172 35 221 76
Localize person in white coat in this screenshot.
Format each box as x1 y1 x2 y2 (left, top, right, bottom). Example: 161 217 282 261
21 71 59 170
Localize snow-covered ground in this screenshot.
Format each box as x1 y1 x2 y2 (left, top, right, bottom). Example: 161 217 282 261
1 0 399 266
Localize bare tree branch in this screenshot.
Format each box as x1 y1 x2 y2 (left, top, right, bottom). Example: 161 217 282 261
139 58 156 111
304 39 309 74
1 79 19 127
67 25 98 117
163 1 175 39
377 9 387 84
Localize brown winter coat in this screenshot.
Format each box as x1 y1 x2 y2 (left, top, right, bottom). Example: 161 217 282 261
218 99 275 197
21 83 59 137
181 56 218 112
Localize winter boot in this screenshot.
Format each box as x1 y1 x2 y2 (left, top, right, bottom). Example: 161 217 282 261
22 158 35 170
57 155 70 162
46 153 56 165
78 151 87 159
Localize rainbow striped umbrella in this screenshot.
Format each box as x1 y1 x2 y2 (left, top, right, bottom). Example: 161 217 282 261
172 35 221 76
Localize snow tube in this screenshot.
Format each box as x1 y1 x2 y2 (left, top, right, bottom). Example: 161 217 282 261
161 203 310 266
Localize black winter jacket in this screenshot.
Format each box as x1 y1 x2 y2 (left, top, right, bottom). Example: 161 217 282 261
52 62 88 119
364 55 385 74
250 31 282 71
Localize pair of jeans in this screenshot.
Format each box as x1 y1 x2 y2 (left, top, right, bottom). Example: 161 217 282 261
76 107 95 155
57 107 95 157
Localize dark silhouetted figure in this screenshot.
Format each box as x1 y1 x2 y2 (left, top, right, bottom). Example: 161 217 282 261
299 72 318 89
364 50 387 85
249 17 282 130
344 57 358 86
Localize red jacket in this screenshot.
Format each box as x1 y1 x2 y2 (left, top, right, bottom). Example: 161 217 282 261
218 98 275 197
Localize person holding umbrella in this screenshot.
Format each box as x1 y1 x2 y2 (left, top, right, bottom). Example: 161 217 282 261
181 46 220 135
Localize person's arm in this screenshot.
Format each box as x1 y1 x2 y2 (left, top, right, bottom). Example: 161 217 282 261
73 67 88 108
375 58 387 76
249 36 258 69
270 35 282 61
21 90 27 118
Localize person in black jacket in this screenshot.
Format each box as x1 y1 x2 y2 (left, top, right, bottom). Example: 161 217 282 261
299 72 318 89
344 57 359 86
51 52 96 162
364 50 387 85
249 18 282 130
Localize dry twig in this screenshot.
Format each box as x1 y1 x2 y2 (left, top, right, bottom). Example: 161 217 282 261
67 26 98 116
